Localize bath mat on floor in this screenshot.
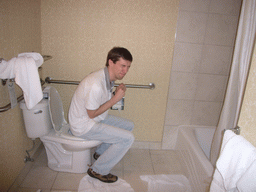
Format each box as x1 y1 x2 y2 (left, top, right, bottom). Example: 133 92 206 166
78 175 134 192
140 174 192 192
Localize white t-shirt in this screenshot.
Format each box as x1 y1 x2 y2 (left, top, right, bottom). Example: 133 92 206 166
68 68 113 136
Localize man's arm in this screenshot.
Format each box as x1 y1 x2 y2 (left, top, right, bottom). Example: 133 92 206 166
87 84 126 119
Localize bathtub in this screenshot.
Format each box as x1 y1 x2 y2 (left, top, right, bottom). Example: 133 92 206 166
175 125 215 192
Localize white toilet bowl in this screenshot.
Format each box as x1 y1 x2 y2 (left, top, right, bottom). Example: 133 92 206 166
20 86 101 173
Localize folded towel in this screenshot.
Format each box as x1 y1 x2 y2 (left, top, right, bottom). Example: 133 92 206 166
18 52 44 67
209 170 226 192
237 160 256 192
0 53 44 109
210 130 256 191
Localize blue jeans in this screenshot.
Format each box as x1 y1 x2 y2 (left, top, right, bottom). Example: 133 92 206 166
79 115 134 175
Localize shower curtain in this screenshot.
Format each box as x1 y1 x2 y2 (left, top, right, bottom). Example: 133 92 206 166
210 0 256 166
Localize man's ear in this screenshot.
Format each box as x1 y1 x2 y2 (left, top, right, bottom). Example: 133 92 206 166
108 59 114 67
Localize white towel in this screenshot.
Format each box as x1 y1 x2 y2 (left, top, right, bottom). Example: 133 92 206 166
0 53 44 109
18 52 44 67
237 160 256 192
140 174 192 192
78 175 134 192
210 130 256 191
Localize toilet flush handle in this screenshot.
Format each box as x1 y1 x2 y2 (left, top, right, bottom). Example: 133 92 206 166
34 110 43 114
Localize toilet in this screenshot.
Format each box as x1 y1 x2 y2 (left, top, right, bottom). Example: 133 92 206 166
20 86 101 173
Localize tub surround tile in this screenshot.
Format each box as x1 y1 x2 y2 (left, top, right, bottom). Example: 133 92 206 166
195 74 228 102
172 42 203 73
163 0 241 146
191 101 223 126
209 0 242 15
179 0 211 12
165 99 194 125
204 14 239 46
176 11 208 44
200 45 233 75
169 72 198 100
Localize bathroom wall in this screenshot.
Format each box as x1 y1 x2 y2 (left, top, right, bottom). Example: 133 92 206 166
239 42 256 146
162 0 242 149
41 0 179 144
0 0 41 191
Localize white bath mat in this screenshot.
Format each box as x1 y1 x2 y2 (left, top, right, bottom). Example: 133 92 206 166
140 174 192 192
78 175 134 192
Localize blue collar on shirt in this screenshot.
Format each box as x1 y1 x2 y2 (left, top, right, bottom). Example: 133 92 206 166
104 67 114 92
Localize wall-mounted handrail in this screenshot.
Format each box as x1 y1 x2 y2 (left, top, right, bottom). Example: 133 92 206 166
0 80 46 113
0 55 52 113
0 95 24 113
45 77 156 90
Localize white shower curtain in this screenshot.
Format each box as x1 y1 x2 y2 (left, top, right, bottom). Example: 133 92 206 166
210 0 256 166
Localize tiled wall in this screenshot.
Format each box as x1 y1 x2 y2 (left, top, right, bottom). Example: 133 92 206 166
162 0 242 149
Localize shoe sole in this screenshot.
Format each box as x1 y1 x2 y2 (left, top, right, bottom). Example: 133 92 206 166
87 169 118 183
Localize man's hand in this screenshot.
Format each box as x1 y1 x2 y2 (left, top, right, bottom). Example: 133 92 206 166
87 83 126 119
113 83 126 102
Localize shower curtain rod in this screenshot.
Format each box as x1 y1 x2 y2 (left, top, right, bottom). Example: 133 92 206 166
45 77 156 90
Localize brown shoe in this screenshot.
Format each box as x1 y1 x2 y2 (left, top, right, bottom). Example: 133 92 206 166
87 168 118 183
93 152 100 160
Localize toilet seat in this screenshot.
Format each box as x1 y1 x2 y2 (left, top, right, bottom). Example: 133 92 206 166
41 123 101 151
41 86 102 151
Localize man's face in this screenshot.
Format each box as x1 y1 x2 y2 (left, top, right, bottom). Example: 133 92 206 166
109 58 131 81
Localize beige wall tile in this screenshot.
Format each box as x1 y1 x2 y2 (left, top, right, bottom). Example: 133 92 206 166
172 42 203 73
209 0 242 15
169 72 198 100
176 11 208 43
205 14 239 46
195 74 228 102
191 101 222 126
200 45 233 75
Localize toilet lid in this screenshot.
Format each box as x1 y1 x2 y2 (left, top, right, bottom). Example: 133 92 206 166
48 87 66 132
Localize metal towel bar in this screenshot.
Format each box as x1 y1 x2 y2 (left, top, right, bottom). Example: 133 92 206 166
0 55 52 113
45 77 156 90
224 126 241 135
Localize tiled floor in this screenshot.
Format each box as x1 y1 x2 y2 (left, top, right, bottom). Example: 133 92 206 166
9 145 187 192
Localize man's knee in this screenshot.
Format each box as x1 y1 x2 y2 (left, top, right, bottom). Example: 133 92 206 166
127 120 135 132
126 132 135 146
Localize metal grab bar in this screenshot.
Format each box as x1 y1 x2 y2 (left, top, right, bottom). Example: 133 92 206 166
0 95 24 113
45 77 156 90
0 80 46 113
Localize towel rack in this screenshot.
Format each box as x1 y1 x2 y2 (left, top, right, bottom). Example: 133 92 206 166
45 77 156 90
1 55 52 86
0 55 52 113
224 126 241 135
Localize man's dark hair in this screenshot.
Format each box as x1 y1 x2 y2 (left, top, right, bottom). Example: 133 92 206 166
106 47 133 67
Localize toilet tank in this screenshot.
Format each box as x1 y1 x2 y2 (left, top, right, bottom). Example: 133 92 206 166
20 99 53 139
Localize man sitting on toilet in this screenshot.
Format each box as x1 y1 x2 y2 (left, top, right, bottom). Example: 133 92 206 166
68 47 135 183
